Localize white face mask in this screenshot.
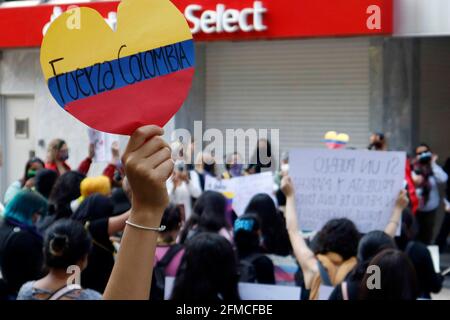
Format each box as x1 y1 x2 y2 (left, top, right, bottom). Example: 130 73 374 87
281 163 289 173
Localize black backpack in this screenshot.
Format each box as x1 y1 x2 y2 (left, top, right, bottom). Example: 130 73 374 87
150 244 183 300
238 254 264 283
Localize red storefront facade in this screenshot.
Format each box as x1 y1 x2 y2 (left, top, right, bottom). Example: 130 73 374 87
0 0 392 47
1 0 450 200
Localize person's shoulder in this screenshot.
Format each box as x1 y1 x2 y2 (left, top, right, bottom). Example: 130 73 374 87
10 180 22 188
408 241 430 259
79 288 103 300
252 254 274 266
16 281 36 300
411 241 428 252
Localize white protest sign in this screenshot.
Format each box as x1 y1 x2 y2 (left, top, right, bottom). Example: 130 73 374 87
164 277 301 300
88 128 119 163
238 282 301 300
165 277 175 300
205 172 275 216
318 285 334 300
427 245 440 273
290 149 406 234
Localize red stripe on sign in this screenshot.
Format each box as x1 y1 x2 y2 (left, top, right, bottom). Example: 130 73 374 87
65 67 194 135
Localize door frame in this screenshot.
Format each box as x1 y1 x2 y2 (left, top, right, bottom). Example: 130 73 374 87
0 95 6 199
0 94 34 199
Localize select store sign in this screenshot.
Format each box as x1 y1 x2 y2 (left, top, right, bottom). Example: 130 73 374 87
0 0 392 48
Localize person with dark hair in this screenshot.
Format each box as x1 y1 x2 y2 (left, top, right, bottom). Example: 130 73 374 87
17 219 101 300
110 187 131 216
412 143 448 244
395 209 443 299
368 132 387 151
34 169 58 199
281 176 359 300
329 231 397 300
72 193 130 293
45 139 94 176
0 190 48 299
3 157 45 204
37 171 85 233
359 249 419 300
190 152 217 192
222 152 245 179
179 191 233 244
234 214 275 284
244 193 291 256
167 146 202 221
247 139 272 174
150 204 184 300
171 232 240 301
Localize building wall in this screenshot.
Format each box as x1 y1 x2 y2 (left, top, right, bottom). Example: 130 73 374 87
419 38 450 161
0 49 128 195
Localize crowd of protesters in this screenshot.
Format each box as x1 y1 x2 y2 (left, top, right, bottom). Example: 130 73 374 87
0 125 449 300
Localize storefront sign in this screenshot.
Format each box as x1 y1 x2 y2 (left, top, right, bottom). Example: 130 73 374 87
0 0 392 48
185 1 267 34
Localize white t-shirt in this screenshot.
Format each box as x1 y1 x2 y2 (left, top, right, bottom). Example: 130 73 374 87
414 162 448 212
166 171 202 220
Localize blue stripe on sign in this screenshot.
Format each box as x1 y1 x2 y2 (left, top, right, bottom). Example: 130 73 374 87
48 39 195 107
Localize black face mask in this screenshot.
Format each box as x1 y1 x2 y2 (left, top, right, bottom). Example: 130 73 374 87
203 163 215 174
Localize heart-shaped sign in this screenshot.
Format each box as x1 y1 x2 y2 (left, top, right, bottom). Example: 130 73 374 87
40 0 195 135
324 131 350 149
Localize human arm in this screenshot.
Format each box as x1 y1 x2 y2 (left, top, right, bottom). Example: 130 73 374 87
77 144 95 175
107 210 131 236
103 126 173 300
384 189 409 238
280 176 318 289
431 157 448 184
103 142 121 182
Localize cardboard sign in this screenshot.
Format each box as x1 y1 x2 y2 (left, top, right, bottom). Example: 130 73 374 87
427 245 440 273
205 172 275 216
87 128 119 163
318 285 334 300
40 0 195 135
164 277 301 300
290 149 406 233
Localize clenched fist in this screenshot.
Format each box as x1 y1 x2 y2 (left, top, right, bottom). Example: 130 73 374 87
122 126 174 218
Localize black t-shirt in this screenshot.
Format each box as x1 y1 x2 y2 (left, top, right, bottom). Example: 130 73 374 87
81 218 115 293
405 241 443 299
0 221 43 297
328 280 360 300
241 254 276 285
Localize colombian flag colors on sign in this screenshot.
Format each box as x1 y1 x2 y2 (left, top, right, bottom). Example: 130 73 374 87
40 0 195 135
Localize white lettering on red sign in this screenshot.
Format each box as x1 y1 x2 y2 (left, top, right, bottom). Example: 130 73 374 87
43 1 267 36
185 1 267 34
366 5 381 30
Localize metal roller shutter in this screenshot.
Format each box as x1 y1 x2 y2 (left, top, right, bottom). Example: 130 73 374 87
205 38 370 156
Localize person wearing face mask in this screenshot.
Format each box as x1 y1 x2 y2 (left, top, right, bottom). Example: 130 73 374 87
412 143 448 244
3 157 45 205
45 139 95 176
222 152 244 179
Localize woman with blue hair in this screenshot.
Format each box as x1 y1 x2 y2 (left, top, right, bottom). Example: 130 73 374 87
0 190 48 299
234 214 275 284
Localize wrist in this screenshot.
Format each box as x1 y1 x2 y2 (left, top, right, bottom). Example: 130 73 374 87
129 207 164 227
